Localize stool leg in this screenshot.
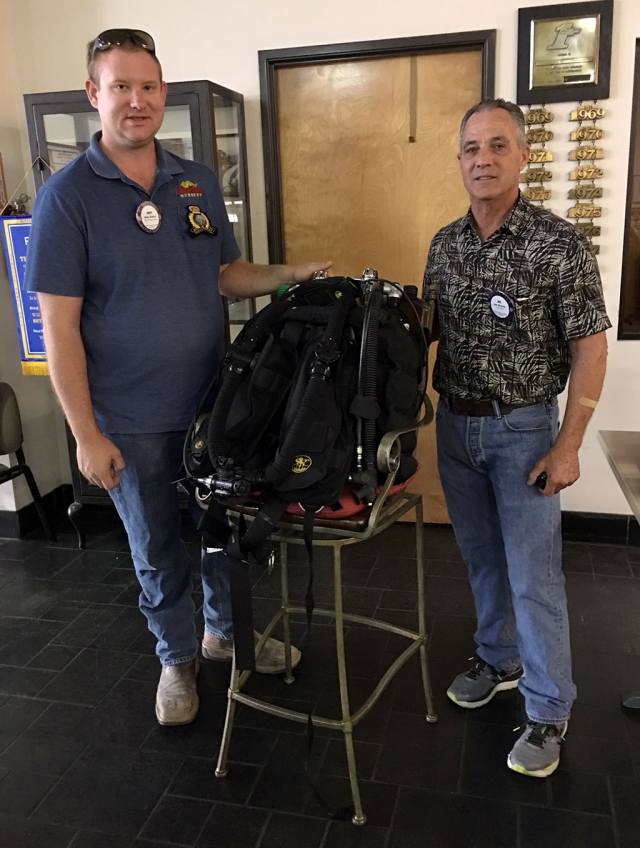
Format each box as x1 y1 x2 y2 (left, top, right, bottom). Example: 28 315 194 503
280 542 294 684
416 498 438 723
215 658 239 778
333 542 366 826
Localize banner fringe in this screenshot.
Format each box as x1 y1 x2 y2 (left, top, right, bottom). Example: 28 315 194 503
21 361 49 376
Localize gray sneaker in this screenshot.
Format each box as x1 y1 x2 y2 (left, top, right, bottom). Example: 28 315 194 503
447 658 523 709
507 721 567 777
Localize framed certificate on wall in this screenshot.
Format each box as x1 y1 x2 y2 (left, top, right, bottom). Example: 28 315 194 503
517 1 613 104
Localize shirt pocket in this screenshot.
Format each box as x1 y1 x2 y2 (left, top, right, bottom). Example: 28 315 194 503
511 272 555 343
176 203 221 255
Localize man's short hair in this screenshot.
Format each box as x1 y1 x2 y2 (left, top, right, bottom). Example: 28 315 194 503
459 99 527 149
86 37 163 85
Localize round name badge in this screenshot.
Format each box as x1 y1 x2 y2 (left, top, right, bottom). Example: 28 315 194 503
136 201 162 234
488 290 514 321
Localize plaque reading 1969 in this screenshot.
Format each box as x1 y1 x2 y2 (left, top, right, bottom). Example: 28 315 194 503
531 14 600 89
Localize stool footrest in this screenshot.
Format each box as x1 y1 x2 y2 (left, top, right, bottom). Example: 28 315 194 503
229 619 424 729
284 604 424 641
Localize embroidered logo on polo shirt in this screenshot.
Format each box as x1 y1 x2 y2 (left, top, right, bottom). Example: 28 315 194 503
187 206 217 236
176 180 205 198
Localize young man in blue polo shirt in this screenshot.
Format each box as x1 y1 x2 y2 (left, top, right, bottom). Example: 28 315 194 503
25 29 330 726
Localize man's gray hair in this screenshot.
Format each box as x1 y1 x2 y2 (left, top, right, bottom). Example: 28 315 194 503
459 99 527 149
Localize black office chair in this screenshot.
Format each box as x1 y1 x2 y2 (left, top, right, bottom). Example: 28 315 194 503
0 382 56 542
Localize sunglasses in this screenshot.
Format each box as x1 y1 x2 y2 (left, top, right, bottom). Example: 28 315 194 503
92 29 156 55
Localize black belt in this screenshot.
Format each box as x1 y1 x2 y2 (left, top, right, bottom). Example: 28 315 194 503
445 396 534 417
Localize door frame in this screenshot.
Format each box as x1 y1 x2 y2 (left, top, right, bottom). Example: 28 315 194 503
259 30 496 263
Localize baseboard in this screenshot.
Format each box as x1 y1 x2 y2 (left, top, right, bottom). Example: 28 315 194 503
561 511 640 546
0 484 73 539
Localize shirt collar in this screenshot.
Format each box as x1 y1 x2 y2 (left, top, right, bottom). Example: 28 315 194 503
86 132 184 180
460 191 533 240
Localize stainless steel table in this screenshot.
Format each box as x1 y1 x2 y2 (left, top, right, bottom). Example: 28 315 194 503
598 430 640 710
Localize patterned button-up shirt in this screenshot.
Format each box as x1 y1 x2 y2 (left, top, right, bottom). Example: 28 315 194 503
422 193 611 405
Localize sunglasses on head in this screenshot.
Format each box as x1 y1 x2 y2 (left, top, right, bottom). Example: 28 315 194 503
92 29 155 55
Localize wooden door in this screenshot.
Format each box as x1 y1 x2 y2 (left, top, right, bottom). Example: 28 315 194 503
276 51 482 522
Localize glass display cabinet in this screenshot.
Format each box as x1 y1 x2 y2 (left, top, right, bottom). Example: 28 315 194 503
23 81 254 536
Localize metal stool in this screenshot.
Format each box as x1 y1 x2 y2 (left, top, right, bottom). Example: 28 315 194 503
214 423 438 825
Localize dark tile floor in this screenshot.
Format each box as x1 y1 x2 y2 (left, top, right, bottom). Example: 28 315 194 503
0 513 639 847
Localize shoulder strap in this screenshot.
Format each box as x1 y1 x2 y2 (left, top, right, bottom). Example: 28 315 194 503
207 298 293 461
266 290 356 487
225 496 289 671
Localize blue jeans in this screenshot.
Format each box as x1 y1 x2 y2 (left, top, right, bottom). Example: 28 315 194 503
436 399 576 724
106 431 234 666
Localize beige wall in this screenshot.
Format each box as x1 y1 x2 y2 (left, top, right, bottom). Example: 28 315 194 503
0 0 639 516
0 1 67 511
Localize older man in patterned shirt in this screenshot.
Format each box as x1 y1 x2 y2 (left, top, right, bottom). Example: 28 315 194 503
422 98 610 778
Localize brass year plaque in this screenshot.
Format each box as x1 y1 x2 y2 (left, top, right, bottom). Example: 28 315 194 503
570 105 605 121
567 205 602 218
520 169 553 183
526 129 554 144
570 126 604 141
568 185 603 199
524 109 554 125
570 165 604 180
524 187 552 202
575 222 601 237
569 147 604 160
529 149 554 163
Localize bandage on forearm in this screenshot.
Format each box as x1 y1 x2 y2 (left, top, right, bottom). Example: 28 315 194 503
579 396 598 410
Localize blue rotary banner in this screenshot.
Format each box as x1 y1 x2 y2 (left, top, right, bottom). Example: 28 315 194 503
1 215 48 376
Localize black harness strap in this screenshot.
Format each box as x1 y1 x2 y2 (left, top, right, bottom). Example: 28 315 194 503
301 506 353 821
226 541 256 672
303 507 315 638
226 496 290 671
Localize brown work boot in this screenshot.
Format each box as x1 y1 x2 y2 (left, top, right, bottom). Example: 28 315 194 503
202 630 302 674
155 657 199 726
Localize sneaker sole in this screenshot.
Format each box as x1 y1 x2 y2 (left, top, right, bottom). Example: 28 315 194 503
507 722 567 777
507 755 560 778
447 675 522 709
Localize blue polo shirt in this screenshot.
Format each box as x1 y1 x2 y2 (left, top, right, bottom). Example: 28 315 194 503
25 132 241 433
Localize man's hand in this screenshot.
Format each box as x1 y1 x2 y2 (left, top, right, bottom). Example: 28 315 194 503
77 434 125 490
291 261 333 283
527 444 580 496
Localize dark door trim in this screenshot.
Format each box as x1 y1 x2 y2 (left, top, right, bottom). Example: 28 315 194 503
259 30 496 263
618 38 640 340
